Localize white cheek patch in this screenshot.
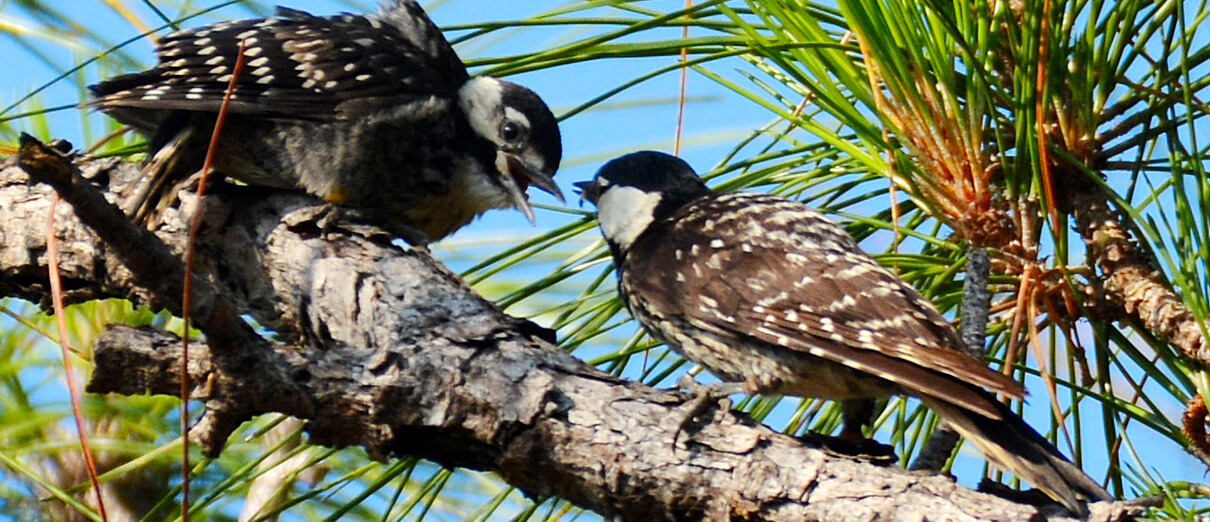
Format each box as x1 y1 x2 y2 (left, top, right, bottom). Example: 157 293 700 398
597 186 662 252
458 77 504 142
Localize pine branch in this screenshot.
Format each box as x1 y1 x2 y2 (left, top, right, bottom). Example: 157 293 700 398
0 148 1133 521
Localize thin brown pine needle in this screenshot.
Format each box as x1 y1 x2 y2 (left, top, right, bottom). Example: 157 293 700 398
1024 271 1075 455
674 0 692 156
47 194 109 521
178 37 250 522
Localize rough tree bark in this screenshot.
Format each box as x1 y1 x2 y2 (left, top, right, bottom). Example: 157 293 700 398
0 143 1133 521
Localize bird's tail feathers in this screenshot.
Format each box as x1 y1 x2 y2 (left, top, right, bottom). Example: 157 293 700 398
124 120 206 223
921 396 1111 515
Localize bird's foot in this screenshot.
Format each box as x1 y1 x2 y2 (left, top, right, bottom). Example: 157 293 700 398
313 204 346 233
346 210 434 247
976 480 1072 513
798 431 897 464
671 376 745 448
307 205 409 245
392 224 434 249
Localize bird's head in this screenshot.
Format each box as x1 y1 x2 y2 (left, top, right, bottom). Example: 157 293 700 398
458 77 563 223
575 151 710 254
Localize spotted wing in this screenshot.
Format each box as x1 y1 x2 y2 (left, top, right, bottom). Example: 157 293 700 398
624 192 1023 420
90 1 468 127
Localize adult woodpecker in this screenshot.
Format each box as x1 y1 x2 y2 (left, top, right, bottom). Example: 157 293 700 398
576 151 1111 514
91 0 562 245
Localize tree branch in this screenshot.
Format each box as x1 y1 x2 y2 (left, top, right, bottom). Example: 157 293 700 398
1 150 1132 521
1070 188 1209 366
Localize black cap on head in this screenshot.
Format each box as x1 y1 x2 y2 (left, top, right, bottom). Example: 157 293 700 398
500 82 562 175
576 151 709 208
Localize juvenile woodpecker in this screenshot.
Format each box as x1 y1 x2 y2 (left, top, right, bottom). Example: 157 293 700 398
91 0 562 245
576 151 1111 514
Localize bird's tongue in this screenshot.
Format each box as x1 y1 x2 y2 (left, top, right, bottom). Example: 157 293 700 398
506 155 532 190
504 154 564 202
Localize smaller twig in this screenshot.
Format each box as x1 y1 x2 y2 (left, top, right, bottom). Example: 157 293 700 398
16 134 283 456
911 247 991 472
16 134 248 348
960 248 992 360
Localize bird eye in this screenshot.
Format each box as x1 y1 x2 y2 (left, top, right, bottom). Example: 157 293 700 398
501 121 524 143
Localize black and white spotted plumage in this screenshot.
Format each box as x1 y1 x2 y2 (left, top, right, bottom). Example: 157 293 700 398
91 0 562 244
577 151 1110 514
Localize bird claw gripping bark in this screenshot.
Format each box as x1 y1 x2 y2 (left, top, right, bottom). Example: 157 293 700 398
671 374 744 448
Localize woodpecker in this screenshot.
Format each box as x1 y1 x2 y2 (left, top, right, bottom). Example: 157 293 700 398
91 0 562 245
576 151 1111 514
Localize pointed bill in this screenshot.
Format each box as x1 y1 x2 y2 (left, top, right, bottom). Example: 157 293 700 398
496 152 564 224
494 152 537 224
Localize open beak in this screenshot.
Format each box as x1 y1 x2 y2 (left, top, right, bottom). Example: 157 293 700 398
512 154 563 203
572 180 598 206
497 152 565 225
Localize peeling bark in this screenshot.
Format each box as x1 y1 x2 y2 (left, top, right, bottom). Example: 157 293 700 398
1 148 1132 521
1069 188 1210 367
